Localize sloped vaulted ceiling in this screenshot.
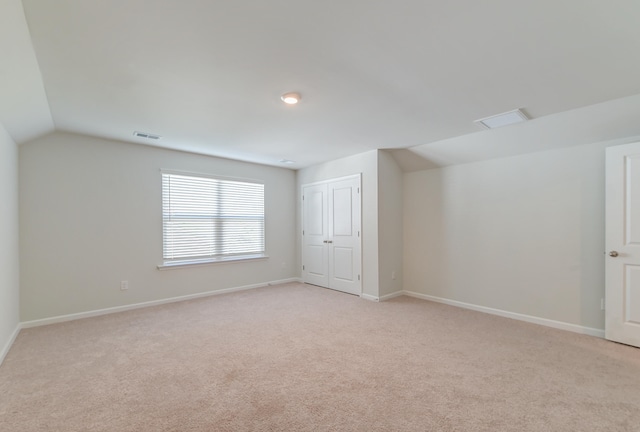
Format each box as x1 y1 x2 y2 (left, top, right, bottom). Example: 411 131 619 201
6 0 640 168
0 0 54 143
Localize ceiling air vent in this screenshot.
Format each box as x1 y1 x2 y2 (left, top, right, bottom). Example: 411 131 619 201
474 109 529 129
133 131 162 140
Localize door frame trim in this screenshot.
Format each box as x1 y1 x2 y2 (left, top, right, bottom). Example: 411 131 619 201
301 174 362 295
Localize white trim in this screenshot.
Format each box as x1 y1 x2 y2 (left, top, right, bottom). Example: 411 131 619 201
160 168 264 185
379 291 404 301
268 277 302 285
0 323 21 366
361 291 404 302
157 254 269 270
301 173 361 188
21 278 299 329
301 174 362 295
360 293 379 302
402 291 605 338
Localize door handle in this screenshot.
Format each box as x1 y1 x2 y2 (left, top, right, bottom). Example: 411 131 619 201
609 251 619 257
323 240 333 244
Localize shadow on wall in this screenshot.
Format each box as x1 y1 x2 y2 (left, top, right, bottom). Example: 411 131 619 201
386 148 442 172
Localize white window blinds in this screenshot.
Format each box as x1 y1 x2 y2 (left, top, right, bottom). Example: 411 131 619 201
162 173 265 264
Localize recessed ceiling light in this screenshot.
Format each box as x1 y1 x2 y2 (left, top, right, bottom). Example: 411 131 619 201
279 159 296 164
281 92 301 105
474 109 529 129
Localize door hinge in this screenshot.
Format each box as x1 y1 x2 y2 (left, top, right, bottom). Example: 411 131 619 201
358 231 360 237
357 187 360 193
303 265 305 270
358 275 361 281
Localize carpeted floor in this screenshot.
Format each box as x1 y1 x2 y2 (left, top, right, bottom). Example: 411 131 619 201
1 282 639 431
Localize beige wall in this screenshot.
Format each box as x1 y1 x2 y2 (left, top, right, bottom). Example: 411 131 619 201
377 151 403 297
0 123 20 361
403 136 640 331
16 119 640 334
19 132 297 321
297 150 379 298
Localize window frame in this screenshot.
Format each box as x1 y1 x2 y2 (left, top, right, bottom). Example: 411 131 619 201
158 170 267 270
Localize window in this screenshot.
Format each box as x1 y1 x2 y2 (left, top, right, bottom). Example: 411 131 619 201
161 172 265 267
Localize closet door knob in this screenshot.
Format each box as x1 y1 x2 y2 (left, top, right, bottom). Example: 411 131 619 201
609 251 619 257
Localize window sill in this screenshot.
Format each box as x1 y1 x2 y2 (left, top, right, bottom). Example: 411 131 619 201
157 254 269 270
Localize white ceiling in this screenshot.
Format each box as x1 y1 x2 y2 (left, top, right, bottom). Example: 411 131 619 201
0 0 53 143
8 0 640 169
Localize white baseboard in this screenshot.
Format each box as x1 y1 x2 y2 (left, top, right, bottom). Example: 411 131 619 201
361 291 404 302
360 293 379 302
268 277 302 285
402 290 605 338
0 323 21 366
21 278 300 329
379 291 404 302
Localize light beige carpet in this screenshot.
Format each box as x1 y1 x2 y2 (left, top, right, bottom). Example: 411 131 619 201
1 282 639 431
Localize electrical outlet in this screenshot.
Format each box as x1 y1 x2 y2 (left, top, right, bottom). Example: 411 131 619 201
120 280 129 291
392 270 396 280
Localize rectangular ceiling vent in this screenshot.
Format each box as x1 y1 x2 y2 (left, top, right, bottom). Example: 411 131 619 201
133 131 162 140
474 109 529 129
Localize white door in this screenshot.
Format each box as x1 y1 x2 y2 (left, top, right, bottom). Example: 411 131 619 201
302 176 361 296
327 177 361 294
302 183 329 288
605 141 640 348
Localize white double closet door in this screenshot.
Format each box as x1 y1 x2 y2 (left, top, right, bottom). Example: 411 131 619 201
302 175 361 296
